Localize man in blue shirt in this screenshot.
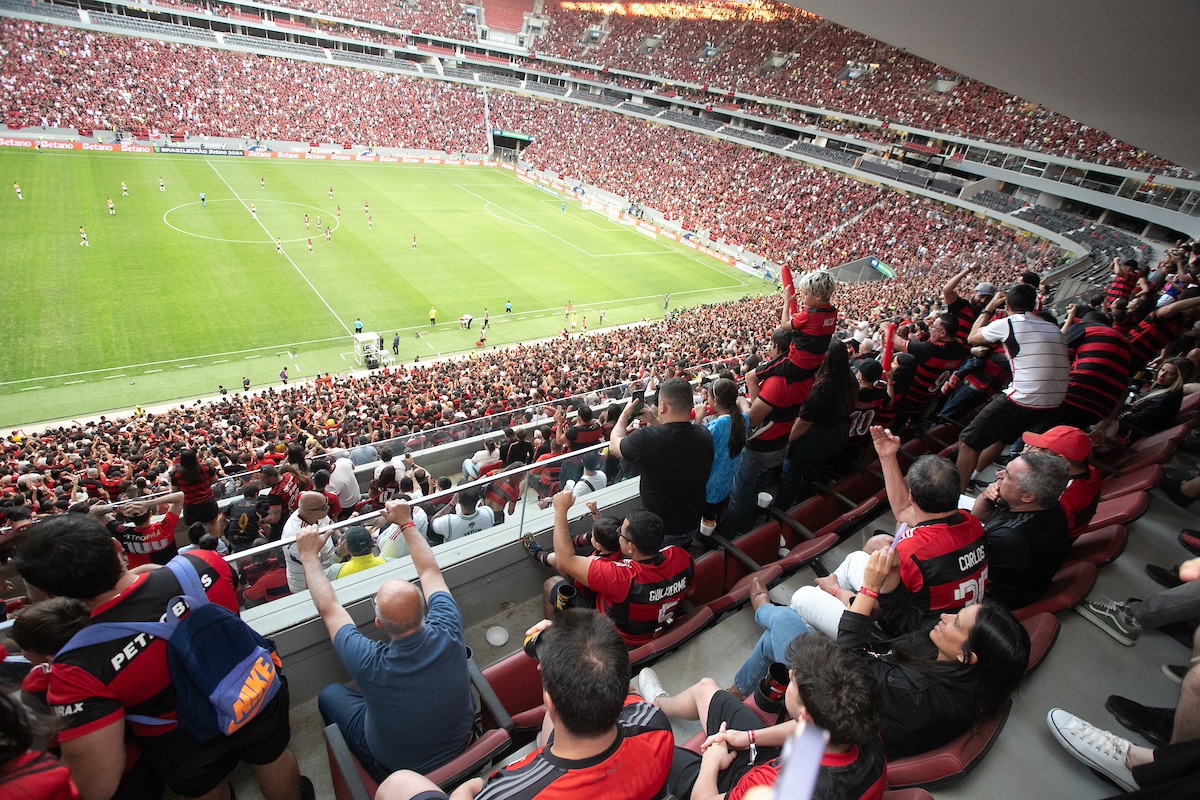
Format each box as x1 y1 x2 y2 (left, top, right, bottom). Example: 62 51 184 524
296 500 474 782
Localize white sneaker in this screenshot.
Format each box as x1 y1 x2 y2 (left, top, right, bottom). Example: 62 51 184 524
1047 708 1138 792
638 668 667 706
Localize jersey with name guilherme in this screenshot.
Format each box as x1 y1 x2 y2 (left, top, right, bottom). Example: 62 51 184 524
476 695 673 800
47 551 239 743
587 548 695 646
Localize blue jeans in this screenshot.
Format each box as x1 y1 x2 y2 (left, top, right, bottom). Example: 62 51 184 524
774 424 849 511
723 446 786 535
938 385 986 423
733 605 810 696
318 684 391 783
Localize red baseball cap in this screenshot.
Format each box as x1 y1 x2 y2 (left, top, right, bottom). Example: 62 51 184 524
1025 426 1091 463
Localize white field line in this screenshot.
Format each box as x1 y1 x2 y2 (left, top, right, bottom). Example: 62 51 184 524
206 160 350 334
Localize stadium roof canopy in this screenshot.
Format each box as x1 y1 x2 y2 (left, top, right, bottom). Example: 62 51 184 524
788 0 1200 174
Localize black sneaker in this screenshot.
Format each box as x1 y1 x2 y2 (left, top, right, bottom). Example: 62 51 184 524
1105 695 1175 748
1162 478 1196 507
1146 563 1183 589
1155 621 1197 649
1164 467 1199 483
300 776 315 800
1162 664 1188 685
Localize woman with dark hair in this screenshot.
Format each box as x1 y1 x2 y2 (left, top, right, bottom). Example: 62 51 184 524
280 443 313 491
728 547 1028 759
368 464 400 509
774 339 859 510
696 378 749 528
170 448 221 538
840 548 1029 757
0 689 79 799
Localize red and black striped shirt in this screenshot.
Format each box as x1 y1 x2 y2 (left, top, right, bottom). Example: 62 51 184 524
896 339 968 414
787 304 839 370
587 547 695 646
947 297 978 342
1105 271 1137 307
1062 323 1132 423
1128 311 1186 371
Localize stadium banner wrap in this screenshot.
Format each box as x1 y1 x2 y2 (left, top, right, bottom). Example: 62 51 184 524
155 146 244 156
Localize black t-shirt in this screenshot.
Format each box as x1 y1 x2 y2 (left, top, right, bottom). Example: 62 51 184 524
620 422 714 540
505 440 535 466
799 379 851 428
983 502 1069 609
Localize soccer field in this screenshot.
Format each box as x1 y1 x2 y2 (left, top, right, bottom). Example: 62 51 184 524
0 149 769 427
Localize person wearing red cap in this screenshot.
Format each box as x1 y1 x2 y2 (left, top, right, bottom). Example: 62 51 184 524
1024 426 1101 537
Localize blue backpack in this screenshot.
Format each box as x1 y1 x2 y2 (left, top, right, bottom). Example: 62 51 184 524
58 556 282 743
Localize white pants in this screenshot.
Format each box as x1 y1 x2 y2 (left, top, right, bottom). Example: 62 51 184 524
790 551 869 639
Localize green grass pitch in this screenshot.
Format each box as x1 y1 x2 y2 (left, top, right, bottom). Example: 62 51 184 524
0 149 772 427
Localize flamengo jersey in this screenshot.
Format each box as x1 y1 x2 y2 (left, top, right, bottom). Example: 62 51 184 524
48 551 239 742
896 339 967 414
787 304 838 370
1128 311 1186 371
897 512 988 612
947 297 978 342
849 385 890 440
111 513 180 568
1105 271 1137 306
476 695 673 800
1062 323 1132 424
587 548 695 646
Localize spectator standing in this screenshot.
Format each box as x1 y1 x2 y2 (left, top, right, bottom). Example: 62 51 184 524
696 378 748 527
224 481 265 552
13 515 313 800
260 464 301 539
1047 307 1132 429
554 404 605 485
971 451 1070 609
111 491 184 568
171 448 222 539
281 491 337 592
890 313 968 430
300 501 473 783
958 285 1069 489
429 487 495 544
610 377 714 546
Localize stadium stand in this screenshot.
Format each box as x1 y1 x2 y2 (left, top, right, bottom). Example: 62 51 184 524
968 190 1027 214
481 0 533 34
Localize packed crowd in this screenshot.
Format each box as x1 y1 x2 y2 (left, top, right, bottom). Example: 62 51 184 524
0 21 487 150
533 0 1185 174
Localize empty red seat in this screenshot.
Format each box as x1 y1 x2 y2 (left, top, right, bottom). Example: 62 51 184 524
885 701 1011 788
481 649 546 734
326 724 378 800
1100 464 1163 499
687 550 728 609
700 565 784 618
1079 492 1149 533
1066 525 1128 566
775 531 839 573
1020 612 1060 674
629 606 716 668
1012 561 1098 621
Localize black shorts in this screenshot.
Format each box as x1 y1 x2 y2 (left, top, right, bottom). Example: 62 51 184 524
667 691 782 800
548 579 595 611
183 498 221 526
138 674 293 797
959 394 1053 452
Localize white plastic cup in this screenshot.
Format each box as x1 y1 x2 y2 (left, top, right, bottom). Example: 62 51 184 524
757 491 773 508
699 515 717 537
565 480 576 491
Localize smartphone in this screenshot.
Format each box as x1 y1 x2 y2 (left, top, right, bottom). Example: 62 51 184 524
770 722 829 800
888 522 907 555
630 389 645 417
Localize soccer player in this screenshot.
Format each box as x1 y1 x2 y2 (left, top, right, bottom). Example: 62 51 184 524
336 204 341 218
243 376 251 391
328 185 334 199
304 214 310 230
364 201 369 215
368 214 373 230
159 177 165 192
261 175 265 188
121 181 128 196
325 227 332 243
429 307 436 326
79 226 89 246
276 237 283 255
564 300 572 320
582 317 587 334
599 307 606 323
505 301 512 317
411 234 417 249
570 313 578 331
250 203 257 219
199 192 206 207
308 238 313 253
107 197 115 215
280 367 288 385
561 202 565 214
14 181 22 199
316 215 322 229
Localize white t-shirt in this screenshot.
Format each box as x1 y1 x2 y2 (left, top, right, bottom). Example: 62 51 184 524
376 506 429 559
980 313 1069 408
573 470 608 497
328 458 361 508
432 506 496 542
280 509 336 592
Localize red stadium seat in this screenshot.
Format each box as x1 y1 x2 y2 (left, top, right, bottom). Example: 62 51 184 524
1099 465 1163 500
1079 492 1149 534
1012 561 1098 621
481 649 546 734
688 550 729 609
629 606 716 668
885 701 1011 788
1066 525 1128 567
326 724 377 800
1021 612 1060 674
775 532 839 574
